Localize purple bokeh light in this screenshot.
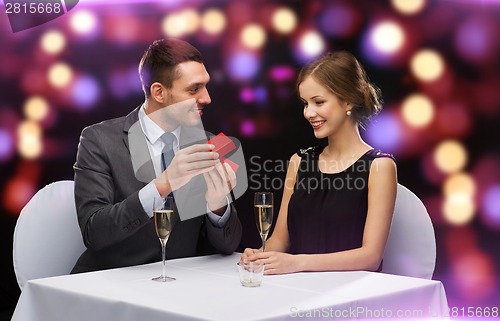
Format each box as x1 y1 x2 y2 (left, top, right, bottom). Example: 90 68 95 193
269 66 295 82
0 129 14 162
319 3 360 38
240 119 256 137
239 87 254 103
238 86 267 104
71 75 100 110
226 52 259 82
108 66 142 99
364 112 402 154
254 86 267 104
454 17 496 63
481 185 500 229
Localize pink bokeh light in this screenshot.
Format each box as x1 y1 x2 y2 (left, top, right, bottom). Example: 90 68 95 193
2 162 41 216
239 119 256 137
451 250 496 302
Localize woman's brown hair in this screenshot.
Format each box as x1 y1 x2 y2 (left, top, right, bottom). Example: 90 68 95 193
297 51 383 127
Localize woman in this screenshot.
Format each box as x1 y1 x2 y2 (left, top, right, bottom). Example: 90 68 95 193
242 51 397 274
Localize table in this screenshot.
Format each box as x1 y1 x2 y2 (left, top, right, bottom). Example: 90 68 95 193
12 253 449 321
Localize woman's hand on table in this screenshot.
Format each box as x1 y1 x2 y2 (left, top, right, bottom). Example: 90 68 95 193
241 248 302 275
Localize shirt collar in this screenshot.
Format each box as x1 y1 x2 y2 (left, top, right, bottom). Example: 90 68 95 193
139 104 181 146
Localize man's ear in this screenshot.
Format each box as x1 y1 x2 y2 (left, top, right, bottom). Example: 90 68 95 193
150 82 166 104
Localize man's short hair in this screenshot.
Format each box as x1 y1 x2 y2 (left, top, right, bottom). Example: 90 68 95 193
138 38 204 97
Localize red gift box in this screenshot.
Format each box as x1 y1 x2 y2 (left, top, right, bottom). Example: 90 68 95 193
209 132 235 156
208 133 239 172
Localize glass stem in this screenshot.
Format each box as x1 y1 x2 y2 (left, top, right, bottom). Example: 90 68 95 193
261 235 267 252
161 239 167 279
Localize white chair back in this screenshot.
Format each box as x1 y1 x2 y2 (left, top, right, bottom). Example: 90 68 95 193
13 180 86 289
381 184 436 279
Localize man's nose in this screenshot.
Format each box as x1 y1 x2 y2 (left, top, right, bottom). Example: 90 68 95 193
198 88 211 105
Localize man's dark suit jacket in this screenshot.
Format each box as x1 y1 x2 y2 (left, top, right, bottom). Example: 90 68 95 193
71 106 242 273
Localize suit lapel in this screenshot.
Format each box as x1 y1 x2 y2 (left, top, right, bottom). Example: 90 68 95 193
123 106 156 183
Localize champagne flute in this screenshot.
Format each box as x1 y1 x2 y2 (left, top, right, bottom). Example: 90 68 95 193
152 196 176 282
254 192 273 252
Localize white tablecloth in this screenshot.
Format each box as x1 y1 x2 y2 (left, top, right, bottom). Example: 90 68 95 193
12 253 449 321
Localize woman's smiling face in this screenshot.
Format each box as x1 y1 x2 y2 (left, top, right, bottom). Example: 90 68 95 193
299 76 351 139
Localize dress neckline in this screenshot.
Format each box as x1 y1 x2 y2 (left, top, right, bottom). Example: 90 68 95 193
317 148 375 175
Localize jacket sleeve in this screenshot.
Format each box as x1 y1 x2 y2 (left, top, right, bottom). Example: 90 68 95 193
204 203 242 254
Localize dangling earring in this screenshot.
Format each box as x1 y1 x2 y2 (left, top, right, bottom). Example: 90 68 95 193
346 110 352 116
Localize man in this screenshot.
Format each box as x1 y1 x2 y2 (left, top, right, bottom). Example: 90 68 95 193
72 38 242 273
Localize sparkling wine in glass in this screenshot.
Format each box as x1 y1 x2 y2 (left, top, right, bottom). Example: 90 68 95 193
254 192 273 252
152 196 176 282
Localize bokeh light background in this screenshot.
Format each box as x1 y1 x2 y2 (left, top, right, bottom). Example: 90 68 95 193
1 0 500 316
